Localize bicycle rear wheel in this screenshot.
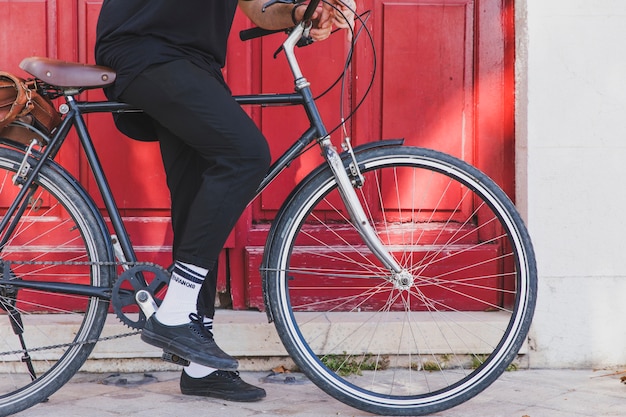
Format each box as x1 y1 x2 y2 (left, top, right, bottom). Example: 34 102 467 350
0 146 112 415
264 145 536 416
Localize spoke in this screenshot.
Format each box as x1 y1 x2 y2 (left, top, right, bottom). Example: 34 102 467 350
307 202 390 274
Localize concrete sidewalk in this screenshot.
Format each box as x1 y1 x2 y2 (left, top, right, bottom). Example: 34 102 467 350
10 369 625 417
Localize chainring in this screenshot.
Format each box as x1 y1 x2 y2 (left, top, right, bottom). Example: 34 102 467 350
112 264 170 330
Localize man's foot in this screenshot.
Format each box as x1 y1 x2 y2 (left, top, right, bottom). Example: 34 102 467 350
180 370 266 402
141 313 238 371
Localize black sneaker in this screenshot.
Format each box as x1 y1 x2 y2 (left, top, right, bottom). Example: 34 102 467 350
141 313 238 371
180 370 266 402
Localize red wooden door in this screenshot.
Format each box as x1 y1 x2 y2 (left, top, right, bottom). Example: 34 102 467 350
230 0 515 310
0 0 514 311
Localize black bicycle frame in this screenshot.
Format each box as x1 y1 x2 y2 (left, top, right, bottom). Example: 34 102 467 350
0 89 325 298
0 0 352 299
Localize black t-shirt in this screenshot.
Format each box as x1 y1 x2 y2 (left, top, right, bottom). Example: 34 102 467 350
94 0 239 140
95 0 238 98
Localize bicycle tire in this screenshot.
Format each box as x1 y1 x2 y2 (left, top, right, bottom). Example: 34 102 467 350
0 146 113 415
264 145 536 416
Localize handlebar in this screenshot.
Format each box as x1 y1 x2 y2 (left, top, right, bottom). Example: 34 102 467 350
239 0 322 42
300 0 321 22
239 27 284 42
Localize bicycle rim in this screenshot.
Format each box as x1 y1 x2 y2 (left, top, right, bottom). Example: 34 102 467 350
265 146 536 416
0 147 111 414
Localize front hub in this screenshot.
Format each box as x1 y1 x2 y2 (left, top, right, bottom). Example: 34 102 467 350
392 270 414 290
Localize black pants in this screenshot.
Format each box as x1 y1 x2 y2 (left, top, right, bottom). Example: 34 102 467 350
120 60 271 317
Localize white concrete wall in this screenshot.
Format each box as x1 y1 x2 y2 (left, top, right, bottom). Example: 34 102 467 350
518 0 626 367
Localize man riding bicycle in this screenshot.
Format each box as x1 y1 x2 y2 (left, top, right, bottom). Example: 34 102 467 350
95 0 355 402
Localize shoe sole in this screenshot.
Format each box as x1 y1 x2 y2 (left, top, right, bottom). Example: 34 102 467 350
180 387 266 402
141 330 238 371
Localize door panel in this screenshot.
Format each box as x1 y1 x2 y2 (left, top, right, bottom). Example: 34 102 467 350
381 1 473 159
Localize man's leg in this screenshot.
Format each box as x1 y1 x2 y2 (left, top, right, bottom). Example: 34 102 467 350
151 118 266 401
119 59 269 399
137 62 270 269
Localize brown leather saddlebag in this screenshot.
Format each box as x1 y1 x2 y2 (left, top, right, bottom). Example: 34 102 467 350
0 71 61 146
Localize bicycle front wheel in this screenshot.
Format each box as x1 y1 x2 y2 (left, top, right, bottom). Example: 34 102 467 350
264 145 536 416
0 146 113 415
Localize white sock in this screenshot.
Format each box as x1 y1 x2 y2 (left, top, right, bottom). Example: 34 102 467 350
155 261 208 326
183 316 217 378
184 362 217 378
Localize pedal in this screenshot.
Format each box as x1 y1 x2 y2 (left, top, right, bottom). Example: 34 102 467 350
162 351 190 367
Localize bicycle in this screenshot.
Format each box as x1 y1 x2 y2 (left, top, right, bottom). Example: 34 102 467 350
0 1 536 415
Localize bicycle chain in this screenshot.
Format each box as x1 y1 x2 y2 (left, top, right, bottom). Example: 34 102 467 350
0 259 168 357
6 259 165 268
0 331 140 357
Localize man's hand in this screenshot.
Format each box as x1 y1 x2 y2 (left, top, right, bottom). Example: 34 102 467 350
239 0 357 43
292 2 332 42
293 0 357 42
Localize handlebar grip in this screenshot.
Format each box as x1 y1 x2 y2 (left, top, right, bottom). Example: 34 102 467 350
239 27 284 41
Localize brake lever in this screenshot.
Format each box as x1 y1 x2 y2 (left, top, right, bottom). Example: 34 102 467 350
297 35 314 48
262 0 297 12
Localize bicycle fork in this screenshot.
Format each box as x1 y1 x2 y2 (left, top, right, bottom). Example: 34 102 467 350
284 23 406 282
320 137 405 277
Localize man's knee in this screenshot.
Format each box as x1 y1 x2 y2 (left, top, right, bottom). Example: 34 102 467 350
249 148 271 186
238 133 271 177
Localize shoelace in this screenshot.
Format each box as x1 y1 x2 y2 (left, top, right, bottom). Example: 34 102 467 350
213 370 240 379
188 313 214 340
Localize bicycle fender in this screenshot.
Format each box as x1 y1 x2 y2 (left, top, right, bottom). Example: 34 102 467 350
348 138 404 154
261 138 404 322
